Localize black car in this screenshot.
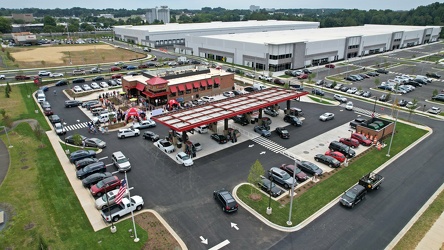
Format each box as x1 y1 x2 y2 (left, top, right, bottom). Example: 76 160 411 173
55 79 69 86
69 150 96 163
366 72 379 77
314 154 341 168
213 189 238 213
398 99 408 107
92 76 105 81
432 94 444 102
65 100 82 108
244 86 255 93
340 184 367 208
426 72 441 79
311 88 325 96
340 86 350 92
362 91 372 98
65 135 87 145
211 134 228 144
264 108 279 117
232 115 249 126
329 141 356 158
82 100 100 108
226 68 234 72
72 78 86 83
48 114 61 124
404 80 422 87
76 161 106 179
344 75 357 81
295 160 323 176
349 118 366 129
75 157 99 170
275 127 290 139
82 172 112 188
413 78 428 85
376 68 389 74
143 131 160 142
303 68 312 74
232 90 243 96
379 94 389 102
258 178 282 197
283 115 302 126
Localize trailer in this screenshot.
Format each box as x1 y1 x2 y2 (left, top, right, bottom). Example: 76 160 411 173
359 172 384 190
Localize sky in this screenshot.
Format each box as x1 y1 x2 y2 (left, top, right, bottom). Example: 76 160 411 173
1 0 439 11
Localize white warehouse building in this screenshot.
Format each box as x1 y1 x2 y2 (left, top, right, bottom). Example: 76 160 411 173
113 20 319 48
184 24 442 71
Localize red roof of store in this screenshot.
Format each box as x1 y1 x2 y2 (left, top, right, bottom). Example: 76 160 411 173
177 85 185 91
169 86 177 93
207 79 213 85
214 78 220 84
136 83 145 91
186 83 193 90
193 82 200 88
201 80 207 87
145 77 168 85
151 87 308 132
142 91 167 98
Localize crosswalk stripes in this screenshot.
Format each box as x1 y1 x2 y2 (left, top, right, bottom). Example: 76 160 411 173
251 136 287 153
339 104 381 118
64 122 89 132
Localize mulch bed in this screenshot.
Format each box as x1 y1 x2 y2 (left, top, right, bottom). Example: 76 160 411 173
135 212 182 250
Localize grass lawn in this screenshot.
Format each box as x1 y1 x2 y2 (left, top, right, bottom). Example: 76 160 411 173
393 188 444 250
237 122 428 226
418 54 444 63
0 123 147 249
279 75 291 78
308 96 333 104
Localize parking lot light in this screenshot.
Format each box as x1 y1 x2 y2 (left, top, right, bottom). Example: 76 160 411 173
287 157 297 226
267 170 272 215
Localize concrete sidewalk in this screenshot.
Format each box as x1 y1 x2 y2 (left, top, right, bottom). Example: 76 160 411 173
416 211 444 250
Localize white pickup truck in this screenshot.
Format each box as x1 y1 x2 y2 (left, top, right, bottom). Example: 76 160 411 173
101 195 144 222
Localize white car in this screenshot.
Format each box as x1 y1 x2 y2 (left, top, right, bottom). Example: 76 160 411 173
201 96 215 103
319 112 335 121
131 119 156 129
82 84 92 91
99 82 109 88
54 123 66 135
333 94 347 103
194 125 209 134
95 189 129 210
72 86 83 92
157 139 175 153
90 82 100 89
116 79 122 85
223 91 235 98
347 87 358 94
345 101 354 111
0 74 5 80
258 75 272 81
38 71 51 76
427 107 441 114
245 72 255 78
176 152 194 166
117 128 140 138
193 142 202 151
49 73 64 78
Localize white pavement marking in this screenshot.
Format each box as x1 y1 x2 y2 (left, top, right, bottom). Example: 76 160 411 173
339 104 381 118
65 122 89 131
252 136 287 153
199 236 208 245
208 240 230 250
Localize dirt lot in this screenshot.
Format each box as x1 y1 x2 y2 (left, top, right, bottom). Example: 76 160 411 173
135 212 182 250
7 44 145 68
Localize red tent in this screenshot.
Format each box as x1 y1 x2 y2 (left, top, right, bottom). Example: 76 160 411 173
125 107 141 122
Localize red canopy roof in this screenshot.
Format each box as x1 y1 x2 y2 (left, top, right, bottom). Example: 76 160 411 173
136 83 145 91
214 78 220 84
193 82 200 88
201 80 207 87
207 79 213 85
145 77 168 85
142 91 167 98
169 86 177 93
186 83 193 90
177 85 185 91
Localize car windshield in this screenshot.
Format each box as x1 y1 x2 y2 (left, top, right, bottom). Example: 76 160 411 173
91 138 102 144
116 157 128 164
281 130 289 134
181 154 190 160
162 141 172 147
281 172 291 180
96 181 105 188
304 161 319 170
345 189 358 200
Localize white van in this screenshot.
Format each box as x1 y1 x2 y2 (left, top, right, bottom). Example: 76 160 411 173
93 112 116 123
194 125 209 134
253 83 267 91
37 93 46 103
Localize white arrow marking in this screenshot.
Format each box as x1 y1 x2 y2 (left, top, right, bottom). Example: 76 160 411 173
200 236 208 245
230 222 239 230
260 151 266 155
249 144 254 148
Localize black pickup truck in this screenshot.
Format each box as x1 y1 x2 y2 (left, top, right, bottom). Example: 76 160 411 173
359 172 384 190
349 118 366 129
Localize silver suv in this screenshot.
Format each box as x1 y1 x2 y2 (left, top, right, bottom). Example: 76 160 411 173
269 167 297 189
112 151 131 172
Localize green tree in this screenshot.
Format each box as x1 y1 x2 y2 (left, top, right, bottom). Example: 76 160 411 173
374 78 380 87
407 98 418 121
72 134 83 146
0 17 12 33
43 16 57 26
247 160 265 194
432 89 438 99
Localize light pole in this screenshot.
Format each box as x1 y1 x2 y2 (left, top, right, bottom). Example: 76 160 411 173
386 108 399 157
124 171 139 242
266 170 273 215
287 157 297 226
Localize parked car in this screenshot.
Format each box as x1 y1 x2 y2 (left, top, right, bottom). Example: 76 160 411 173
156 139 175 153
339 138 360 148
210 134 228 144
101 196 144 222
432 94 444 102
258 178 282 197
76 161 106 179
295 160 323 176
275 127 290 139
311 88 325 96
340 184 367 208
427 107 441 114
48 114 61 124
376 68 389 74
111 74 122 79
283 115 302 126
367 72 379 77
92 76 105 82
314 154 341 168
43 107 53 116
65 100 82 108
95 189 129 210
82 84 92 91
329 141 356 158
254 125 271 137
90 176 121 197
345 101 354 111
55 79 69 86
213 188 238 213
379 94 389 102
176 152 194 166
273 79 285 85
74 157 98 170
90 82 100 89
319 112 335 121
131 120 156 129
54 123 66 135
426 72 441 79
99 82 109 88
232 115 249 126
264 108 279 117
279 164 309 182
325 150 346 163
351 133 373 146
84 138 106 148
117 128 140 138
362 91 372 98
269 167 297 189
41 101 51 109
142 131 160 141
82 172 112 188
325 64 335 68
223 91 235 97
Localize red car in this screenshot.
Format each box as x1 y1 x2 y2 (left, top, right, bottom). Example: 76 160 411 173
351 133 372 146
280 164 309 182
325 64 335 69
138 64 148 69
15 75 31 80
215 65 222 70
110 66 121 72
297 74 308 79
43 107 53 116
90 176 121 197
325 150 346 163
339 138 360 148
111 74 122 79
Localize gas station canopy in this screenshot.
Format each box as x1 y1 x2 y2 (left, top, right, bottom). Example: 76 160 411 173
151 87 308 132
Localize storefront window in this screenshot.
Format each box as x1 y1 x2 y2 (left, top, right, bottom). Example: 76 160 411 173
186 89 191 94
178 91 184 95
207 85 212 90
200 86 206 91
214 84 219 88
193 88 199 93
170 92 176 97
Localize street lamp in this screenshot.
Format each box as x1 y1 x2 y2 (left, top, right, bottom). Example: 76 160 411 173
266 170 273 215
287 157 297 226
386 108 399 157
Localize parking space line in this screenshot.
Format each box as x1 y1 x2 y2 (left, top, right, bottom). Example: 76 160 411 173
208 239 230 250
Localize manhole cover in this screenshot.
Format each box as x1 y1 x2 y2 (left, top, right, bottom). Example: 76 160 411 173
303 151 309 154
319 143 325 146
21 166 29 170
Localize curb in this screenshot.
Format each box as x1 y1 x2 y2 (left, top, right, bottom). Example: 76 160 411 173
233 122 433 232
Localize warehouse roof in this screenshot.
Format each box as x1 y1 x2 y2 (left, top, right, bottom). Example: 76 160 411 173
114 20 319 32
199 24 441 45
